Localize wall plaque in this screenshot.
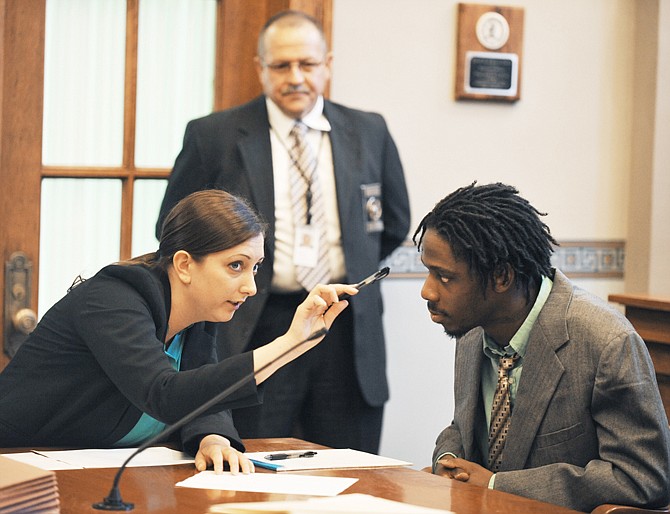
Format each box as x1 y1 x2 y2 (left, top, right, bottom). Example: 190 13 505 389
455 3 524 102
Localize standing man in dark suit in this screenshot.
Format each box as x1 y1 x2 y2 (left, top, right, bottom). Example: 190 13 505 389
156 10 410 454
416 182 670 512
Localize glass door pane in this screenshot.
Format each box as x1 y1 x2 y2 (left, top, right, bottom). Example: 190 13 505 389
134 0 217 168
42 0 126 166
132 179 168 256
39 179 122 317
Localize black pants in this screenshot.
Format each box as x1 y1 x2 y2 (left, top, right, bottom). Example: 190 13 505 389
232 292 384 454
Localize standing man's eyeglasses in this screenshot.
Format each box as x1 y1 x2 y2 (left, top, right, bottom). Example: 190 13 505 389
262 60 324 74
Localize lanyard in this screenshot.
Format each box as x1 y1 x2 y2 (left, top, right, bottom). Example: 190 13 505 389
270 125 325 224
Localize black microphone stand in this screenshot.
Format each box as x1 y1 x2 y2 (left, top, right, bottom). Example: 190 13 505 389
92 327 328 511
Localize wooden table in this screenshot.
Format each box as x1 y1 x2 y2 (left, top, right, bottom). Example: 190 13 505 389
20 438 581 514
609 293 670 421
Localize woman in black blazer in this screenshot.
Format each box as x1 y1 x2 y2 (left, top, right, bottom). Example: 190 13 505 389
0 190 356 474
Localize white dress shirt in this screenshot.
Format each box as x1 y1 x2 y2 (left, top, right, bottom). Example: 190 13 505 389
266 96 346 292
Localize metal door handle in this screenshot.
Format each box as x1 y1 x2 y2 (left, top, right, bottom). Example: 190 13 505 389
13 308 37 334
4 252 36 357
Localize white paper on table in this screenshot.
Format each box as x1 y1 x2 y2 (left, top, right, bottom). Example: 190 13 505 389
1 451 81 470
209 493 454 513
1 447 194 470
176 470 357 497
246 449 411 472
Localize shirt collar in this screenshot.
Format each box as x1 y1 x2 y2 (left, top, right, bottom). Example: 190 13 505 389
265 95 331 138
483 275 554 359
164 330 185 368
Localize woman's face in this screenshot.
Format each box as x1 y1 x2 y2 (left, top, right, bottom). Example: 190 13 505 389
187 234 265 323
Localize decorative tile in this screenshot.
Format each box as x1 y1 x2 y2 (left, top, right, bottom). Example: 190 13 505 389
551 242 625 278
381 241 625 279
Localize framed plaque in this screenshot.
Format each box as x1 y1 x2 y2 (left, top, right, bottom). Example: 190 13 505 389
455 3 525 102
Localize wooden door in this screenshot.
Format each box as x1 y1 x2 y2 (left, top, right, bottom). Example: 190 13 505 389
0 0 331 371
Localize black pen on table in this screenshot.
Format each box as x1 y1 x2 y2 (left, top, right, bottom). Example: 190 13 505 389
264 451 318 461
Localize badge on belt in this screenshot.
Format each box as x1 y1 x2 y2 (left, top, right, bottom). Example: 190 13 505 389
361 183 384 233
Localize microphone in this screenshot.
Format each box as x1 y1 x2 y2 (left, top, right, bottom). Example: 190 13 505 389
92 327 329 511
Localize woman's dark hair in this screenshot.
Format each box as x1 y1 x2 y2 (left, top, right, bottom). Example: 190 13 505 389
131 190 266 271
413 182 558 300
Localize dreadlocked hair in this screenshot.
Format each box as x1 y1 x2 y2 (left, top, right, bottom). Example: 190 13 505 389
413 182 558 300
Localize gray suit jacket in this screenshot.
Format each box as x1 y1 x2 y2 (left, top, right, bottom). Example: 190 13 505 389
157 96 410 406
433 269 670 512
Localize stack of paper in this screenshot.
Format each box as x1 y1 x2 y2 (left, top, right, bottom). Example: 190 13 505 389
0 455 59 513
209 493 453 513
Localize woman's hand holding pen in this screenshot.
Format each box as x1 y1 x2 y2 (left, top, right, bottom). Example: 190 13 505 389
288 283 359 346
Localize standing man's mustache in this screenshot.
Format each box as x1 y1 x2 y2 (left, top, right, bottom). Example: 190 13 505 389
283 85 308 94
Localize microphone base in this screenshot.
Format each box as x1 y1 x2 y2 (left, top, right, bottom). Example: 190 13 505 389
91 500 135 510
92 499 134 511
93 485 134 510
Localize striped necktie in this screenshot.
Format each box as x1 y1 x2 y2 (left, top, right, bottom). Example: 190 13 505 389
487 353 520 472
288 121 331 290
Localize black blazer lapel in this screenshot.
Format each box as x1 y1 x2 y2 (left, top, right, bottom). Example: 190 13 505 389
323 101 358 224
236 99 276 258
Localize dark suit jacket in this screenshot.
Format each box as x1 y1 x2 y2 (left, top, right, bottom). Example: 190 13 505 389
0 264 261 454
157 96 411 406
433 269 670 512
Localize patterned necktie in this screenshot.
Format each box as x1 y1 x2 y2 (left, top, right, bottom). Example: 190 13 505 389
487 353 520 472
288 121 331 291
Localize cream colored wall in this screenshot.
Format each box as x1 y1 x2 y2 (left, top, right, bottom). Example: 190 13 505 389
331 0 635 239
330 0 667 466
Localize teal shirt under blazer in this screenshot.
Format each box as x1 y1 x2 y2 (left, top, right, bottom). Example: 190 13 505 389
433 268 670 512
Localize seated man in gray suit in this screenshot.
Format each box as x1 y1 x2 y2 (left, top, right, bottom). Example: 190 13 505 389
414 182 670 512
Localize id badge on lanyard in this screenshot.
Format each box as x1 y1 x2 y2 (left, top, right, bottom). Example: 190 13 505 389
294 225 321 268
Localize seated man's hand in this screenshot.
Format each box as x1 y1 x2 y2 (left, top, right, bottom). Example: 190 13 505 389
435 456 493 487
195 434 254 475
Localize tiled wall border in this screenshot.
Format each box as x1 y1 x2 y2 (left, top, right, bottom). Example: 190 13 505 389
382 240 625 279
